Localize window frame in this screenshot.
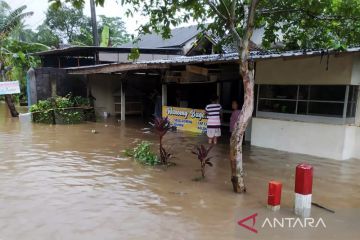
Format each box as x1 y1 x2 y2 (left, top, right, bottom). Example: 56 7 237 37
255 84 357 125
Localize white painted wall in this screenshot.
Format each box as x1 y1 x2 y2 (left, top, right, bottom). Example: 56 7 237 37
343 125 360 159
256 55 353 85
98 52 174 63
251 117 360 160
353 127 360 159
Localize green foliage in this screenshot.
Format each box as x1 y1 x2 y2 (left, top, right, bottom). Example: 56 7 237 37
0 39 45 101
128 48 140 61
98 15 130 46
49 0 105 9
151 117 172 165
29 99 54 124
0 3 33 40
59 0 360 51
34 24 60 47
260 0 360 50
100 25 109 47
0 2 43 102
192 144 213 179
29 94 90 124
43 4 130 46
45 4 91 44
126 141 160 166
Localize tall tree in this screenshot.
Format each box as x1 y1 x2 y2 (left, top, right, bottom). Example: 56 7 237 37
45 4 90 44
51 0 360 192
98 15 130 46
45 4 129 46
0 2 33 117
35 24 61 47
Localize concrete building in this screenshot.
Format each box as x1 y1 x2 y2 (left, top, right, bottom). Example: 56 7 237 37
30 26 360 161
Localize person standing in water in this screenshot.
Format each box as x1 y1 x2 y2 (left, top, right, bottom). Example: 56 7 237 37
229 100 241 134
205 96 222 144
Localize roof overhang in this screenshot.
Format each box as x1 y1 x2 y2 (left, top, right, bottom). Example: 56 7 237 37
65 47 360 75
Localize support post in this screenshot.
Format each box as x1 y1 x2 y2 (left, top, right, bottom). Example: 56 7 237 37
121 80 125 121
51 78 57 97
217 82 220 98
355 87 360 126
267 181 282 211
162 84 167 106
294 164 313 218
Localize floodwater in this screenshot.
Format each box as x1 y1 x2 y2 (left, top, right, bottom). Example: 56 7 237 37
0 102 359 240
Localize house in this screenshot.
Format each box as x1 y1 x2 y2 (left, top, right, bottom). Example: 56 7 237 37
29 26 360 161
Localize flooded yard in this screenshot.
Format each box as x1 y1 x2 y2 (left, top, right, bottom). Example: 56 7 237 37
0 102 359 240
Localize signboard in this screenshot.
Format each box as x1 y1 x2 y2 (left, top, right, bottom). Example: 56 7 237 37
162 106 207 133
0 81 20 95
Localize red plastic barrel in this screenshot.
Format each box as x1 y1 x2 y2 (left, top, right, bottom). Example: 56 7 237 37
295 163 313 195
268 181 282 206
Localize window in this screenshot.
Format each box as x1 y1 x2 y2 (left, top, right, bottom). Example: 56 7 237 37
347 86 358 118
256 85 358 123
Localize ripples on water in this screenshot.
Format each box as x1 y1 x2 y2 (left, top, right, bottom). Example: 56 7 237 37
0 103 360 239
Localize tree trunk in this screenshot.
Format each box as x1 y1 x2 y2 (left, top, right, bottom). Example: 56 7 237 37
4 94 19 117
230 63 254 193
228 0 258 193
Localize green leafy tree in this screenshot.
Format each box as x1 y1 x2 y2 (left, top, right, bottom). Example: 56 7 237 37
45 4 91 44
35 24 61 47
52 0 360 193
0 2 33 40
98 15 130 46
44 4 129 46
0 1 34 117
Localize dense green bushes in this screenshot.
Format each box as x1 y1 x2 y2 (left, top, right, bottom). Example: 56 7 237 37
125 141 160 166
29 94 93 124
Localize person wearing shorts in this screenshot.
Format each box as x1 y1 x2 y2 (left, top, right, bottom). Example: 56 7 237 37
205 96 222 144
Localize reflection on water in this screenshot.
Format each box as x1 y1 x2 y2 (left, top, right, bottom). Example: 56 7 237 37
0 102 359 239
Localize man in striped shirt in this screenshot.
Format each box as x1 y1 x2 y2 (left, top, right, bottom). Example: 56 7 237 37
205 96 222 144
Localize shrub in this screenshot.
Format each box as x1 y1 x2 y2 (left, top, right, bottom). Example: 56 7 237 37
192 145 213 179
126 141 160 166
151 117 172 165
29 94 91 124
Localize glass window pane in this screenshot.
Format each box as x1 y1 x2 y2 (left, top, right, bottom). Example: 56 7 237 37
347 102 356 118
309 85 346 101
258 99 296 114
308 102 344 117
259 85 297 100
297 102 308 115
298 86 309 100
346 86 358 118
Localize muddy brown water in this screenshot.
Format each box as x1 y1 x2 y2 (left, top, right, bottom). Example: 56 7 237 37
0 102 359 240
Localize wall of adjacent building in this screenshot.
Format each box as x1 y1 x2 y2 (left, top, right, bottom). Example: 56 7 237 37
28 67 87 106
89 74 121 116
255 54 354 85
89 73 160 117
251 117 360 160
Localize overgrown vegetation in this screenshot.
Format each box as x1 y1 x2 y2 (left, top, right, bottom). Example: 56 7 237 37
29 94 92 124
151 117 172 165
192 145 213 180
125 141 160 166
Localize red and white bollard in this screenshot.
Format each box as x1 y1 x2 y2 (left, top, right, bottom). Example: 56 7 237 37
268 181 282 211
294 163 313 217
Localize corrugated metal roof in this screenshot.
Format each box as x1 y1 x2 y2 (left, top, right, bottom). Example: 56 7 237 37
66 47 360 74
34 46 182 56
133 47 360 64
118 25 202 49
